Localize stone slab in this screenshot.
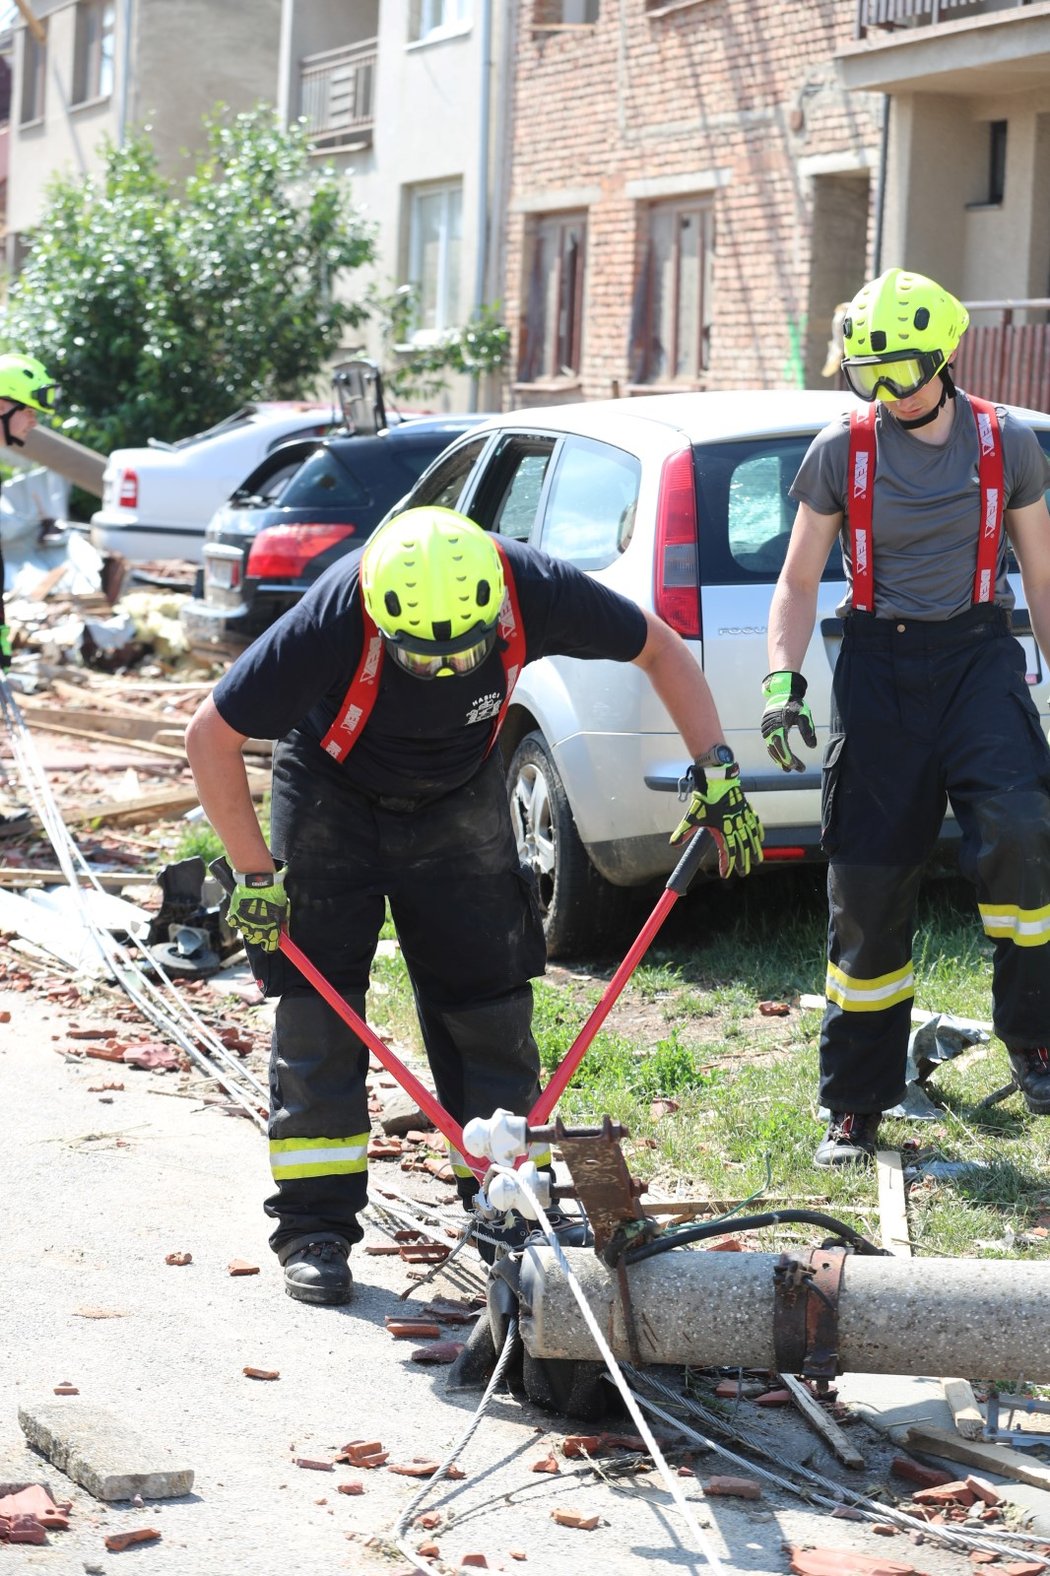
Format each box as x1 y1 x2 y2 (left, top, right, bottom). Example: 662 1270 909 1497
0 1438 54 1498
18 1402 194 1502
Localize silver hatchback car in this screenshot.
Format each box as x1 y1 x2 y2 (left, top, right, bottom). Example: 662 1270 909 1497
391 390 1050 956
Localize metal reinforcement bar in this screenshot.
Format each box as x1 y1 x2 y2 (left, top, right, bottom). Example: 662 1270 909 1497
520 1246 1050 1382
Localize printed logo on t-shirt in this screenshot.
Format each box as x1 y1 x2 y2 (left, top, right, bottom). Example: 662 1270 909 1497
465 691 501 725
852 452 869 497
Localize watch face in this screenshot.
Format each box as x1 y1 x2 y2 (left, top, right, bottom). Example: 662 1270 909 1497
712 744 735 766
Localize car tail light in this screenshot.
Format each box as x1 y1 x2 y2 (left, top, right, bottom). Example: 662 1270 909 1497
246 523 357 579
118 469 138 509
762 846 806 861
653 448 700 639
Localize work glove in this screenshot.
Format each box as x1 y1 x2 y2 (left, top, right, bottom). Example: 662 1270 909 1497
226 865 289 953
761 670 817 772
670 763 764 879
0 624 11 672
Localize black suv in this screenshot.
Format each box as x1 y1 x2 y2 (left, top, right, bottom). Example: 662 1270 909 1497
180 413 487 659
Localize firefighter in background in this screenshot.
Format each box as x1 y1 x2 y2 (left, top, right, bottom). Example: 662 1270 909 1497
761 268 1050 1165
0 354 57 837
186 507 763 1305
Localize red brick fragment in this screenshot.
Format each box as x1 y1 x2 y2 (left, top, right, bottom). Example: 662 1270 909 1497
336 1440 388 1468
389 1461 441 1478
104 1527 162 1551
759 1000 790 1016
969 1554 997 1565
400 1243 451 1263
294 1458 334 1472
228 1259 260 1276
1001 1564 1050 1575
0 1487 70 1528
415 1512 442 1528
410 1341 464 1364
165 1251 192 1266
913 1481 976 1507
964 1475 1001 1507
704 1476 762 1500
531 1455 559 1474
509 1553 527 1562
385 1320 441 1340
364 1244 404 1255
714 1379 742 1399
831 1506 865 1520
53 1383 79 1396
337 1482 364 1496
788 1551 922 1576
417 1542 440 1558
461 1556 489 1568
755 1389 791 1407
550 1508 600 1530
705 1238 743 1251
1 1514 48 1544
562 1435 603 1459
84 1044 127 1062
890 1456 954 1490
871 1524 898 1535
243 1367 280 1381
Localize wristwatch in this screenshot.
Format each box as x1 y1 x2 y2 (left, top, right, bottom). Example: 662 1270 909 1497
693 744 736 770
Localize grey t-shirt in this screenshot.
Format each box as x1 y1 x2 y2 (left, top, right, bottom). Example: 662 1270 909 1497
790 391 1050 619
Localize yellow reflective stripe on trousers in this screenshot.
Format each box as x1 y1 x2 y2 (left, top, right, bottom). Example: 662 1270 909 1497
448 1140 553 1179
979 900 1050 947
825 959 914 1012
269 1133 369 1180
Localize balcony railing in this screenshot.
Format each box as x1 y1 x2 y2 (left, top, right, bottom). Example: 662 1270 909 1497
856 0 1034 39
299 39 376 150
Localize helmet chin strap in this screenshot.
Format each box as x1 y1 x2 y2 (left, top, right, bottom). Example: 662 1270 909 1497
0 404 26 447
894 366 956 431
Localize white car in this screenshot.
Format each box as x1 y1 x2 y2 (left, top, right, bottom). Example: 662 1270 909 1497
89 403 337 564
390 389 1050 955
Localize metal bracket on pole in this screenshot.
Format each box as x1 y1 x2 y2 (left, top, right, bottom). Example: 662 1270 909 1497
772 1245 848 1390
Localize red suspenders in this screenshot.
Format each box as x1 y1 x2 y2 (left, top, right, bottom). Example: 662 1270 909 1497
320 537 526 764
846 395 1004 614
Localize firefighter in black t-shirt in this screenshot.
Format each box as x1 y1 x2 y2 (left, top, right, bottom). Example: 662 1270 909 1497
186 508 762 1305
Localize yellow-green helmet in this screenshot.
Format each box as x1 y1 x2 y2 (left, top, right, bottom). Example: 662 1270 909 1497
841 269 969 402
360 507 505 678
0 353 56 412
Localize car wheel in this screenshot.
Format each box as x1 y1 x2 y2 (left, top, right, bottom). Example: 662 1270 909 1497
508 731 630 958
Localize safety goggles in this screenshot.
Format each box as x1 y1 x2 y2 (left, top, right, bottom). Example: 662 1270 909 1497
385 624 498 680
841 348 944 403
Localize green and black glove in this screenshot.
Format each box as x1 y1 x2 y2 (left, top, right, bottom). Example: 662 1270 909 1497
761 670 817 772
227 865 289 953
670 757 764 879
0 624 12 672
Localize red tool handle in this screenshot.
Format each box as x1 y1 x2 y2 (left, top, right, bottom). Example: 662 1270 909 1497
528 829 714 1125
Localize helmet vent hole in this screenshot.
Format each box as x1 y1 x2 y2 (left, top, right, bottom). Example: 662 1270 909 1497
432 619 452 641
477 579 491 607
913 306 930 330
384 591 402 616
870 330 887 353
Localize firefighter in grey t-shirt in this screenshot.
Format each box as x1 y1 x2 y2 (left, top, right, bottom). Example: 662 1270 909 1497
761 267 1050 1165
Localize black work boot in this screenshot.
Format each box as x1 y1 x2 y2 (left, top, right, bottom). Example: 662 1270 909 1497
814 1111 881 1167
279 1235 352 1305
1008 1048 1050 1115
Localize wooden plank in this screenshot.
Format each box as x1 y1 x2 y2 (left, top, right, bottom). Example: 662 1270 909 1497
876 1150 912 1257
17 715 188 760
903 1423 1050 1490
0 869 158 891
941 1377 985 1442
778 1372 864 1469
19 703 173 743
67 772 269 828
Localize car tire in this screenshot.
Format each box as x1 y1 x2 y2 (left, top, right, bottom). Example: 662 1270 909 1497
508 731 630 959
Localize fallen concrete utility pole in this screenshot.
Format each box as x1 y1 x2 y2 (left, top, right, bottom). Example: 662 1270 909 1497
5 425 106 498
520 1246 1050 1382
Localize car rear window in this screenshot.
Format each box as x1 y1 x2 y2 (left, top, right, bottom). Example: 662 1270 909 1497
694 435 844 585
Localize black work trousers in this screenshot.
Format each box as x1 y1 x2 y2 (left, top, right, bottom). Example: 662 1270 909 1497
258 745 547 1258
819 605 1050 1115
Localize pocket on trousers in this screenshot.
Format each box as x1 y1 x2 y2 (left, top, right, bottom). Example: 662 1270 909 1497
244 940 291 998
515 865 549 979
1008 688 1050 791
820 733 846 856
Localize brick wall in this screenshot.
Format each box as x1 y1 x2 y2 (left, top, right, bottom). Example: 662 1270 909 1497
504 0 883 405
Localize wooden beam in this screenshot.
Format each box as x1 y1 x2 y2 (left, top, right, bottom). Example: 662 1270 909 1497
904 1423 1050 1491
876 1150 912 1257
13 0 45 46
778 1373 865 1470
941 1377 985 1442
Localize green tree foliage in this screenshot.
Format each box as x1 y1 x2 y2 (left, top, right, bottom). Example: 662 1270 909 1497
372 283 509 406
1 108 376 452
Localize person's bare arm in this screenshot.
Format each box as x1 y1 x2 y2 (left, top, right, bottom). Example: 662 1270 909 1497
631 608 725 759
1006 496 1050 669
767 502 842 672
184 696 275 875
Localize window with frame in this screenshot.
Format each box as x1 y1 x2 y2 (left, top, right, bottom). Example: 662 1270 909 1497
635 199 714 384
73 0 115 104
534 0 600 22
518 213 587 384
19 20 47 124
409 0 472 43
408 182 463 337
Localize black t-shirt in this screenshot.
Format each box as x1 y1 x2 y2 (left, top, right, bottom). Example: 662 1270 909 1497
213 535 648 798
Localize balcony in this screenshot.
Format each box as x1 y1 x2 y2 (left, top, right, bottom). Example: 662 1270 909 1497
299 39 376 152
838 0 1050 94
